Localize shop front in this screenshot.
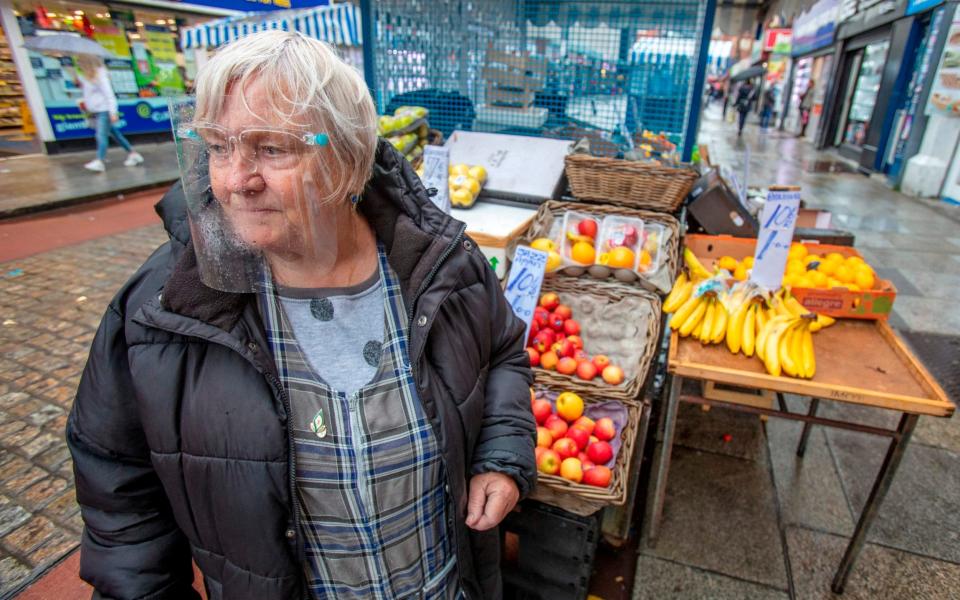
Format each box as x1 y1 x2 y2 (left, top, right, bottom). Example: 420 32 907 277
783 0 840 145
0 0 333 153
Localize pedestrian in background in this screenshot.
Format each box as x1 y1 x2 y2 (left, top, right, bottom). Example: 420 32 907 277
799 79 816 138
75 54 144 173
760 86 776 130
735 80 755 137
67 30 535 599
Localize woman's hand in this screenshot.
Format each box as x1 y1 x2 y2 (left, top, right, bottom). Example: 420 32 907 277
110 113 120 124
465 472 519 531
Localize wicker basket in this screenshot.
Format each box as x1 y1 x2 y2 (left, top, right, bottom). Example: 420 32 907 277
514 200 681 295
530 394 641 516
564 154 698 212
531 277 661 402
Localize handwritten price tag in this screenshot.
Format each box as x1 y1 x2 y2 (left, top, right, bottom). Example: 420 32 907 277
504 246 549 342
749 186 801 291
422 145 450 214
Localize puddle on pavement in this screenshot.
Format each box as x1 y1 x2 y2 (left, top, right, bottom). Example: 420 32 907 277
803 160 857 173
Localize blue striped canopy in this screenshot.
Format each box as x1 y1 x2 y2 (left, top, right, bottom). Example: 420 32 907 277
181 3 361 49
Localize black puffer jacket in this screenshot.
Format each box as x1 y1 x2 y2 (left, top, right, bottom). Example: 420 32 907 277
67 140 537 600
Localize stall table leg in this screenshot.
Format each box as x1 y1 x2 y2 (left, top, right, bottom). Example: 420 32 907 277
796 398 820 458
645 374 682 545
831 413 918 594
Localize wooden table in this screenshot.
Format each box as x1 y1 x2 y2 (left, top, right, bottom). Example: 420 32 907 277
645 319 954 593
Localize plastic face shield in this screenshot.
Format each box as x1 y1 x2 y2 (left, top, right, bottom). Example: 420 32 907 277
170 96 347 293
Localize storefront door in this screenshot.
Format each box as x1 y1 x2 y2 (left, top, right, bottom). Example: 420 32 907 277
838 40 890 150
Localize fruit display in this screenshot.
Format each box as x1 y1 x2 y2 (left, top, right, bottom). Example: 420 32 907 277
380 106 431 167
664 247 839 379
711 243 879 292
525 292 626 385
625 130 680 166
448 163 488 209
531 389 622 488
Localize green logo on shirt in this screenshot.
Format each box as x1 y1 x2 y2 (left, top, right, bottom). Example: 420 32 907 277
310 410 327 439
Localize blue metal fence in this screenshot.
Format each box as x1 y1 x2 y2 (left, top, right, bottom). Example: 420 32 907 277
363 0 713 160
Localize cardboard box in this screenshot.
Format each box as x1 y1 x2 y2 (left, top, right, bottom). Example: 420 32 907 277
684 234 897 320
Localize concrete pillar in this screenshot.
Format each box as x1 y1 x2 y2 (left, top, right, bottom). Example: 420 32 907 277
0 0 55 145
901 114 960 198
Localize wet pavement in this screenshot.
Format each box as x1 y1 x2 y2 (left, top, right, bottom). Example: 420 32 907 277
634 108 960 599
0 107 957 598
0 141 179 219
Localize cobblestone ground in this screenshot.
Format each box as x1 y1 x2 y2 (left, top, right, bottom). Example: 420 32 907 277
0 225 167 595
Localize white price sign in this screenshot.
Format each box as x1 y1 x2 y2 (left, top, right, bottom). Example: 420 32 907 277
504 246 549 342
422 145 451 214
749 186 801 291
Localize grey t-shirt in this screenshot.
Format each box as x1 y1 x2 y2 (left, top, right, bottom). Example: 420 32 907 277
277 268 383 396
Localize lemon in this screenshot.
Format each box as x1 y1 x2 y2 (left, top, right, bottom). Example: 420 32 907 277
546 250 562 272
449 163 470 176
788 243 808 261
782 273 798 288
804 255 821 267
854 268 875 290
742 256 755 268
450 188 473 207
786 259 806 276
827 252 845 263
817 259 838 276
794 275 815 289
846 283 861 292
834 264 854 283
467 165 488 183
845 256 865 268
461 177 481 196
734 263 748 281
808 270 828 288
530 238 556 252
718 255 739 272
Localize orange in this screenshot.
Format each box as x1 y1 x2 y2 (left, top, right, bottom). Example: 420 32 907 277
606 246 636 269
638 250 653 271
570 241 596 265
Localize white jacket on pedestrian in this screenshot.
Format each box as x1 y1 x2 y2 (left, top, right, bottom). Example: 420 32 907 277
79 66 118 115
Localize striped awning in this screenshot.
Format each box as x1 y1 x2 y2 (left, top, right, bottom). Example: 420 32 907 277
181 3 362 50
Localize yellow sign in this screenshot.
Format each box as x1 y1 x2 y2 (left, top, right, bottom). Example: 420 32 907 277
144 30 178 64
91 17 131 59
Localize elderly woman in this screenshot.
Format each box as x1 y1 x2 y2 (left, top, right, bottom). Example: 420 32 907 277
68 31 535 600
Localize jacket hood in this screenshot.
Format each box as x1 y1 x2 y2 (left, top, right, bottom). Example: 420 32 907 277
154 139 465 330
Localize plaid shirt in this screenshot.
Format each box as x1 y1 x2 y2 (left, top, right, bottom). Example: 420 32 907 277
259 246 461 599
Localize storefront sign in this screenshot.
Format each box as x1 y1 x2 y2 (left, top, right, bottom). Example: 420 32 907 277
176 0 329 12
46 98 172 140
763 29 792 53
750 187 801 291
504 247 549 342
906 0 944 15
926 15 960 117
90 17 131 59
793 0 840 56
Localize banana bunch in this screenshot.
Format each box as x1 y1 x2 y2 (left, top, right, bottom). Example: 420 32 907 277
725 297 766 357
668 290 728 344
683 247 713 281
756 315 816 378
770 289 836 331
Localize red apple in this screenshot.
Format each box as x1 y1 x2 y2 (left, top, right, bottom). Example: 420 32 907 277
537 449 560 475
534 306 550 329
534 446 546 463
577 451 589 463
549 312 565 332
540 351 559 371
544 414 568 439
554 304 573 320
623 226 639 247
526 347 540 367
532 330 553 354
556 357 578 375
583 465 611 487
576 361 598 381
563 319 581 336
565 335 584 350
536 426 554 448
526 320 540 346
592 355 611 371
565 426 590 451
552 437 578 460
602 365 625 385
540 292 560 312
531 399 552 425
572 416 595 434
594 417 616 442
578 219 599 239
586 440 613 465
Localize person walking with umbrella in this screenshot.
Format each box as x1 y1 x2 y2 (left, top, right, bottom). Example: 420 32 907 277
75 54 144 172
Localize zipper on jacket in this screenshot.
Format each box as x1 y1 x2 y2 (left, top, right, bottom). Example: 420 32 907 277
263 370 305 568
407 224 466 324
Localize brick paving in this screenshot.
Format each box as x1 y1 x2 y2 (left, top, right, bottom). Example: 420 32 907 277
0 226 167 595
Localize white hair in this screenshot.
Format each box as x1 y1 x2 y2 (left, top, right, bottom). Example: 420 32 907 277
194 30 378 204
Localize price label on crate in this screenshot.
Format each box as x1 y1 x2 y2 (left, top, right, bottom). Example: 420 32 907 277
422 145 451 214
749 186 801 291
504 246 548 342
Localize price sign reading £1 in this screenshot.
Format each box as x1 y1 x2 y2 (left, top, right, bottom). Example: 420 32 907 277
504 246 549 342
749 186 801 291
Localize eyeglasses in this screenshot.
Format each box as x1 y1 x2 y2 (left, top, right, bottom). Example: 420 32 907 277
176 122 329 169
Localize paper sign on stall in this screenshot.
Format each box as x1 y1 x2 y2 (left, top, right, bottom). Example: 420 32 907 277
504 246 548 342
749 186 801 290
422 145 451 214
